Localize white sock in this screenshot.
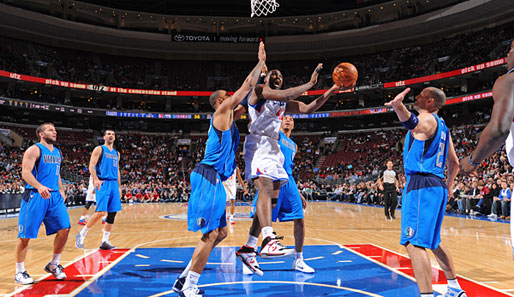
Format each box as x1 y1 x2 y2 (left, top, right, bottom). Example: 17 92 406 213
245 235 258 248
80 216 86 220
262 226 273 239
16 262 25 273
102 231 111 243
79 226 89 238
295 251 303 260
182 271 200 291
50 254 61 266
420 294 433 297
179 260 192 278
447 278 461 289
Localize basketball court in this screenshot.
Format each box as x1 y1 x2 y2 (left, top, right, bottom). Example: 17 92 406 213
1 202 512 296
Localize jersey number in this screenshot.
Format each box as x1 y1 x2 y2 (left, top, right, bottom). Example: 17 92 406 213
436 132 446 168
113 159 118 168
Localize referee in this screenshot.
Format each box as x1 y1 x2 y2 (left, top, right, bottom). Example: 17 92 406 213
378 160 399 220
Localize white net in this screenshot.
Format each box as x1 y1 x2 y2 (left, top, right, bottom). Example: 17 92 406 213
250 0 279 17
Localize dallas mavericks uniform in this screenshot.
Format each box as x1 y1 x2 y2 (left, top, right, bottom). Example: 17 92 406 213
188 120 239 234
18 143 70 238
95 145 121 213
400 114 449 250
251 131 304 222
244 99 288 185
502 67 514 258
86 176 96 202
222 168 238 201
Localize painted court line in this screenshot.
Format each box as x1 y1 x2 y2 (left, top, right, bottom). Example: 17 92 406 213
304 256 324 261
160 259 184 263
332 250 343 255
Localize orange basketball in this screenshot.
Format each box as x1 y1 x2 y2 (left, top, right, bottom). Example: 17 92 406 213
332 62 358 88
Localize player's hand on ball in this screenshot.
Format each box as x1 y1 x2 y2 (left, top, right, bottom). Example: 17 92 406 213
385 88 411 107
310 63 323 85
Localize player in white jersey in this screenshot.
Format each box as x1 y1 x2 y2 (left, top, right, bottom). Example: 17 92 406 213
78 176 96 225
460 40 514 260
237 64 352 275
223 167 247 224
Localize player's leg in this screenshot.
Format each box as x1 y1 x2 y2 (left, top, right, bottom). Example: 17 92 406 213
15 238 33 284
405 243 433 295
236 213 263 276
100 181 122 249
384 189 392 219
431 244 464 294
230 199 236 223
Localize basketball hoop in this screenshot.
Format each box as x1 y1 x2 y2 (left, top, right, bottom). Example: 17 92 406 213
250 0 279 17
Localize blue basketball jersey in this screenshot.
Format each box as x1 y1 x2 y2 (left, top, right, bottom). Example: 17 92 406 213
95 145 119 180
200 119 240 181
403 114 449 178
279 131 297 176
25 143 62 191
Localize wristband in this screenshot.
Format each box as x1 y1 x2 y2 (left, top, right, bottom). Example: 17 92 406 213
400 112 419 130
469 155 480 167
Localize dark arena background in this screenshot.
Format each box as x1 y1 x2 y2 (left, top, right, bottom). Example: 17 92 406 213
0 0 514 296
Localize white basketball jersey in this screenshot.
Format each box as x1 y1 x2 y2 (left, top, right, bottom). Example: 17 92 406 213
248 99 286 140
505 122 514 259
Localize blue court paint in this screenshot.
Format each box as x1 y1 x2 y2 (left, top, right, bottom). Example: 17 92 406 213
75 245 422 297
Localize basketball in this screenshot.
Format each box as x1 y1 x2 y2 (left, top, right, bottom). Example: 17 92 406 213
332 62 358 88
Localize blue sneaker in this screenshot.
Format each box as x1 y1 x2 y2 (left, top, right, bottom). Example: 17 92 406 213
443 287 467 297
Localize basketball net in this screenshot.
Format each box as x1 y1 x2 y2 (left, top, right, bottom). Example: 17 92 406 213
250 0 279 17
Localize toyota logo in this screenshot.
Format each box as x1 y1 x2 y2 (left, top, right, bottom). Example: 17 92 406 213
174 34 185 42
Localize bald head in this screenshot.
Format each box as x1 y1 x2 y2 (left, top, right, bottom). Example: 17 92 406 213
209 90 226 109
425 87 446 110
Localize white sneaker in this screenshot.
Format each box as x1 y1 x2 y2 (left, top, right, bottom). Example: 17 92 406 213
293 258 315 273
44 263 67 280
487 213 497 219
229 215 235 225
236 245 263 276
242 263 254 275
75 233 85 249
15 271 34 285
260 236 295 259
178 286 204 297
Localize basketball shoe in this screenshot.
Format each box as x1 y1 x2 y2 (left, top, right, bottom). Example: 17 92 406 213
15 271 34 285
260 236 295 259
44 263 67 280
293 258 315 273
78 218 87 225
236 245 263 276
443 287 467 297
172 277 204 294
100 241 116 250
178 286 204 297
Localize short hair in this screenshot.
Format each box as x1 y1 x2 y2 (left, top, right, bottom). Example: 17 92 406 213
426 87 446 110
103 129 115 136
36 123 54 140
209 90 225 109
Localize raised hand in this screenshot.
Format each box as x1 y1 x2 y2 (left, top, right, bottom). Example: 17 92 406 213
258 41 266 62
385 88 411 107
310 63 323 85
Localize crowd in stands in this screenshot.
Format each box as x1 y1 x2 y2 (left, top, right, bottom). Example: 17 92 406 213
0 107 511 221
0 22 512 111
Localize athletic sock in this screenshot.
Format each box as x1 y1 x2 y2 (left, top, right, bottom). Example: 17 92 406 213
447 278 462 290
16 262 25 273
50 254 61 266
245 235 258 248
420 293 433 297
262 226 273 239
295 251 303 260
182 271 200 291
79 226 89 238
179 260 192 278
102 231 111 243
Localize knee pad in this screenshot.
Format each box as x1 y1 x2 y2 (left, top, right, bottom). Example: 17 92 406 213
106 212 117 224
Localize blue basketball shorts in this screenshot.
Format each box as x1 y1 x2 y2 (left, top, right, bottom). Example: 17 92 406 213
96 179 121 213
18 190 71 239
250 175 304 222
400 174 447 250
188 164 227 234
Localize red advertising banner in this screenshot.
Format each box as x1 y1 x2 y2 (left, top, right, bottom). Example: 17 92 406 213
0 58 505 96
384 58 506 88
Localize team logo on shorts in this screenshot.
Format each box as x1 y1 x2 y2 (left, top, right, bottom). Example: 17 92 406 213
197 217 206 228
405 227 415 238
18 225 24 234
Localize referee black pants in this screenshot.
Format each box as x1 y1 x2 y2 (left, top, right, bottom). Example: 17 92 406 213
383 183 397 217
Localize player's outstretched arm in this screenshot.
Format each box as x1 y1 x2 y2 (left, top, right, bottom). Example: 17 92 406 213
224 42 266 110
460 77 514 173
254 64 322 103
286 84 340 114
385 88 435 137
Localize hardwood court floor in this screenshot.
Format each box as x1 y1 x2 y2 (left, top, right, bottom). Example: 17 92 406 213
0 202 512 296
